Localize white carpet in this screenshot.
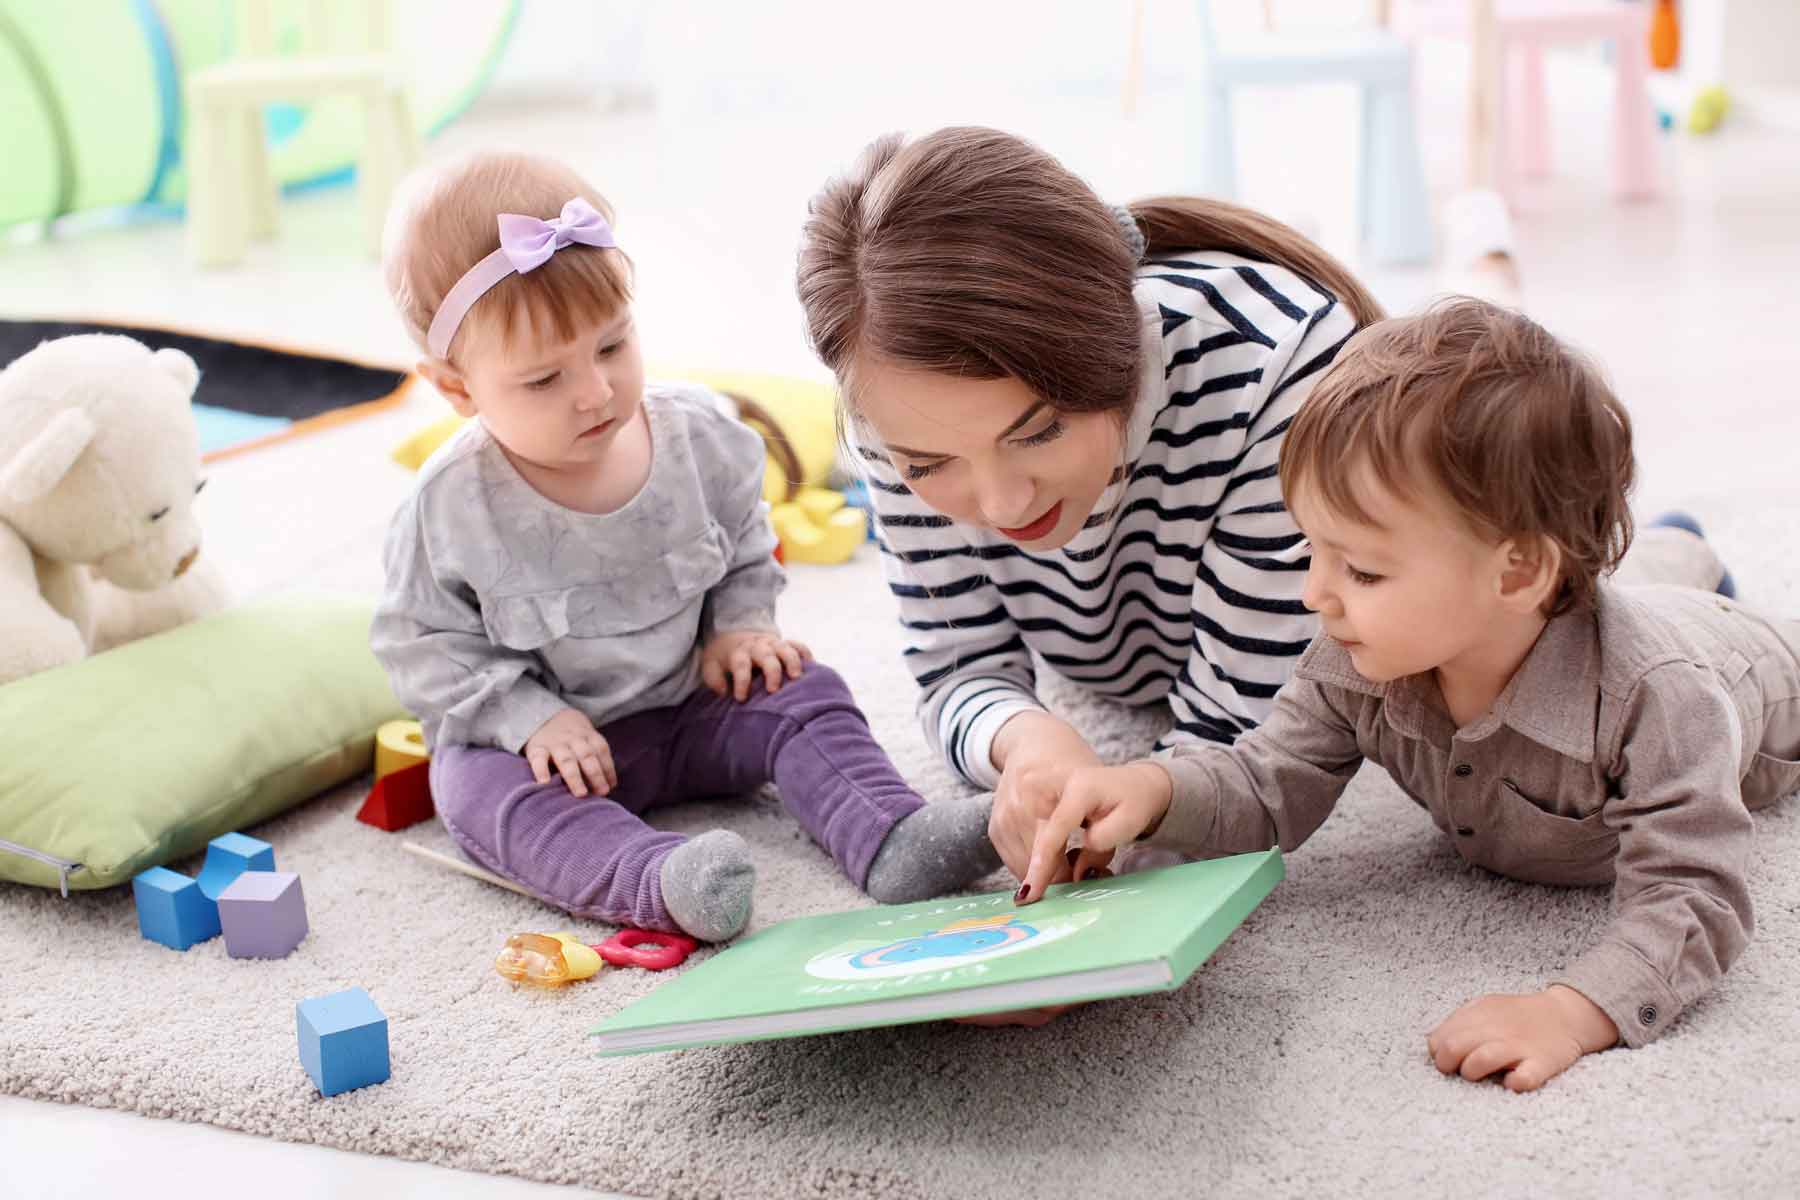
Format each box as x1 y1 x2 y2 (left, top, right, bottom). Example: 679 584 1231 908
4 498 1799 1199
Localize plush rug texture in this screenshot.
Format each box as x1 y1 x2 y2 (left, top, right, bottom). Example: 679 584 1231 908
3 499 1798 1199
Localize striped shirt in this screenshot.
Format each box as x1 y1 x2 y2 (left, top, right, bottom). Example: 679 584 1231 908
857 253 1360 789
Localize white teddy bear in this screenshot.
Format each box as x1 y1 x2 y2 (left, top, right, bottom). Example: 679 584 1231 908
0 333 230 685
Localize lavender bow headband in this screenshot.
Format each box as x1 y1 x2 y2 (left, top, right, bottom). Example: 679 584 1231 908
426 197 619 359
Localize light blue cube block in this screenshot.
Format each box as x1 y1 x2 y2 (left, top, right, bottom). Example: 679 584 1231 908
196 832 275 901
132 866 221 950
296 987 389 1097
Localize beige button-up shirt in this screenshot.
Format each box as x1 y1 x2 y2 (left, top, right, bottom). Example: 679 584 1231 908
1154 582 1800 1046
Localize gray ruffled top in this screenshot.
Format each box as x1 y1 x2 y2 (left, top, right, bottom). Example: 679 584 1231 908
371 383 783 752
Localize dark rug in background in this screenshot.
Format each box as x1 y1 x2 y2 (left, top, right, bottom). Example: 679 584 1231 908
0 318 413 462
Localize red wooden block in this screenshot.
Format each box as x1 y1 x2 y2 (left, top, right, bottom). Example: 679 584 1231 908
357 762 434 831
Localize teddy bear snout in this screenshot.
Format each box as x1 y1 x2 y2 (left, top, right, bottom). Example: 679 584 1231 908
174 547 199 579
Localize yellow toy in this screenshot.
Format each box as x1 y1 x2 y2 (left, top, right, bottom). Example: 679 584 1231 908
678 370 837 504
389 412 463 472
770 487 868 565
389 368 840 507
1687 86 1730 135
373 718 428 780
493 931 604 987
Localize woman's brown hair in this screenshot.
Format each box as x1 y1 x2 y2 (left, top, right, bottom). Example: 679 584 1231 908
795 126 1384 426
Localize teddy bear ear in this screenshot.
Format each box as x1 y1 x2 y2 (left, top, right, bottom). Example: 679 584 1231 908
152 347 201 396
0 408 97 507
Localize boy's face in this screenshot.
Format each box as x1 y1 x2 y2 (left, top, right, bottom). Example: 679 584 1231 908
1291 471 1515 684
443 309 646 474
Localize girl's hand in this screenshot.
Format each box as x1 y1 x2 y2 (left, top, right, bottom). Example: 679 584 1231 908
1426 985 1619 1093
1016 761 1173 903
987 711 1103 882
523 707 617 798
701 630 813 701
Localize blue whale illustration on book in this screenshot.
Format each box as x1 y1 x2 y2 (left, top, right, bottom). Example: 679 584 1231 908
849 914 1040 969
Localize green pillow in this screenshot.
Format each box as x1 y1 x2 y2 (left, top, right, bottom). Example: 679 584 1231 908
0 595 406 891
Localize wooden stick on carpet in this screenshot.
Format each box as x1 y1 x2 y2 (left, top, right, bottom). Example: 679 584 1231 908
401 840 533 898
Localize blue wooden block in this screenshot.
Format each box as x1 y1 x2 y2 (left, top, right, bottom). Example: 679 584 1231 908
296 987 389 1097
196 832 276 901
132 866 221 951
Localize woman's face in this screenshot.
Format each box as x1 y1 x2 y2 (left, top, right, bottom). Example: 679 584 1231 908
851 358 1123 551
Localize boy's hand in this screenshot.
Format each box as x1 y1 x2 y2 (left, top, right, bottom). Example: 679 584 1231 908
1016 761 1174 903
1427 985 1619 1092
523 707 617 798
701 630 812 701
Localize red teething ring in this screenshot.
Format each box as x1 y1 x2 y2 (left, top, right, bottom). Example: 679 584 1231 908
594 928 698 971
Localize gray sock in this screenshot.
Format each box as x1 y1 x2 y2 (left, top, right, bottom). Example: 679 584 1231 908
863 794 1002 904
659 830 755 942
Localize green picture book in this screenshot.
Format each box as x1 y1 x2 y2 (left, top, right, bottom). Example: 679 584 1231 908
589 848 1284 1056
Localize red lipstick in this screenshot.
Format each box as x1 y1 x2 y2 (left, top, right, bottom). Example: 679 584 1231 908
996 501 1062 542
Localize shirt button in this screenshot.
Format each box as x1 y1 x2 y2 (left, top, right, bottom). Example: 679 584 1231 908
1453 763 1473 778
1456 825 1475 837
1638 1004 1658 1027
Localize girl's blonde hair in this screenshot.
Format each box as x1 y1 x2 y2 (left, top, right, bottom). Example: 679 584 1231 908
382 151 633 364
796 127 1384 425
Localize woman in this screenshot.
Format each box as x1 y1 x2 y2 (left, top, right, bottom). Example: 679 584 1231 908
796 126 1380 885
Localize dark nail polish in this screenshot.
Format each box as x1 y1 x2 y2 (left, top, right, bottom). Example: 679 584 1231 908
1014 883 1030 903
1065 847 1080 866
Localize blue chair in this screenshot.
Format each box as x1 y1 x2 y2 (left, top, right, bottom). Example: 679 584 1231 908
1190 1 1433 266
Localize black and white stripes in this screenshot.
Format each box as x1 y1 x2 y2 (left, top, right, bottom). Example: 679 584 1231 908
862 254 1359 788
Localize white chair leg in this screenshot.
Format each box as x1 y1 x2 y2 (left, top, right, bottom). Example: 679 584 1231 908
1194 80 1238 200
187 94 249 267
1358 82 1379 246
240 104 279 240
391 90 422 170
1360 80 1434 266
357 88 406 258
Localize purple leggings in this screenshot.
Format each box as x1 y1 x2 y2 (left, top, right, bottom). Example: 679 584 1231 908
429 662 924 928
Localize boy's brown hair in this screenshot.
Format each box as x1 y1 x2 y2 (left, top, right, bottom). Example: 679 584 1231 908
1280 298 1634 616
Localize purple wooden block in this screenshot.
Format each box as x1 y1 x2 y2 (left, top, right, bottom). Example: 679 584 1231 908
217 870 308 959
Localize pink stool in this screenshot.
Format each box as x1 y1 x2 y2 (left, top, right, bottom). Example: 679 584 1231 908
1397 1 1658 202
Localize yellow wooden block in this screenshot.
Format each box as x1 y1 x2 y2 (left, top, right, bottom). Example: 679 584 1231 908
770 497 867 565
374 719 429 780
796 487 846 522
